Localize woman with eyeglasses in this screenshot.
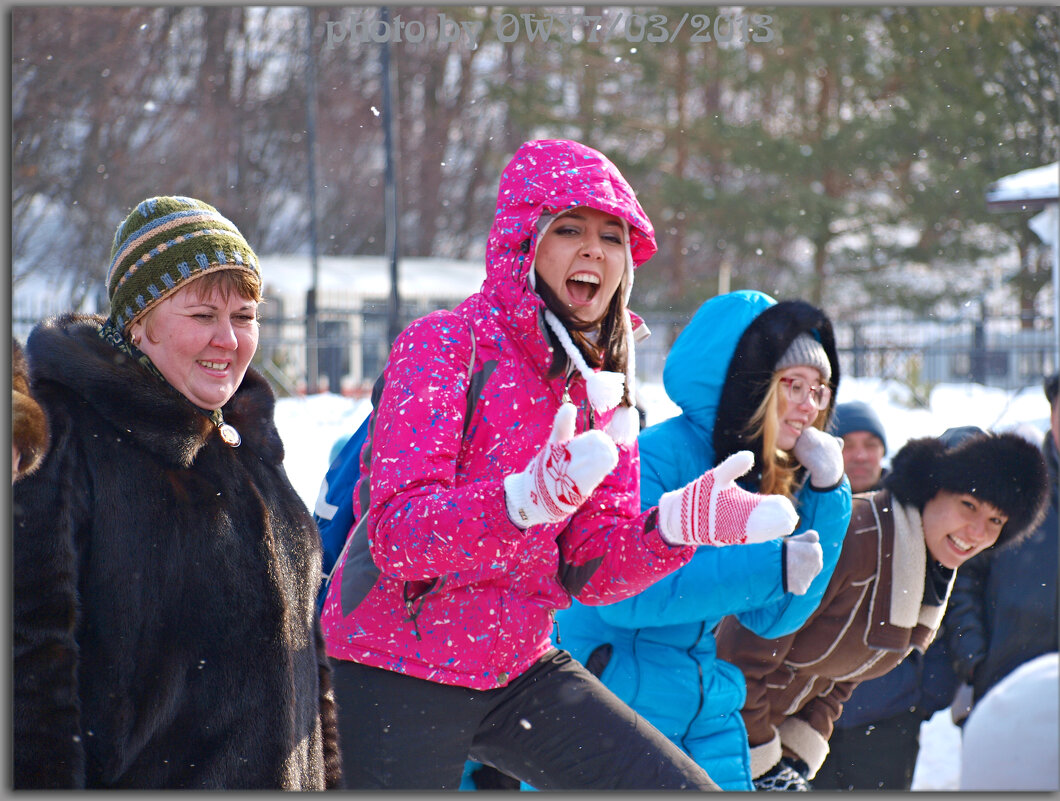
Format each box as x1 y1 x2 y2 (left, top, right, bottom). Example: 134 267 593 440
553 290 851 791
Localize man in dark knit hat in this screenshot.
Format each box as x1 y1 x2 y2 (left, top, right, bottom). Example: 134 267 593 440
717 426 1050 791
832 400 889 493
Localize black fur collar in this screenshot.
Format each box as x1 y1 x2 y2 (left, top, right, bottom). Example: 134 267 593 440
26 313 283 468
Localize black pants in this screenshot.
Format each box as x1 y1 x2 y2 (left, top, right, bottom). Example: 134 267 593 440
811 708 924 790
331 648 720 790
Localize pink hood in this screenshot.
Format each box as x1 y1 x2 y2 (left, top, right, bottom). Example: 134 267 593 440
483 139 657 319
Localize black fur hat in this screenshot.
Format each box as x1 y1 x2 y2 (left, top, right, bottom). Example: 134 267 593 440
885 427 1050 549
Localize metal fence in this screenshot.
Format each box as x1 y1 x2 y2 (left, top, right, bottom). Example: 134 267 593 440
13 302 1055 400
638 309 1055 397
249 306 1055 399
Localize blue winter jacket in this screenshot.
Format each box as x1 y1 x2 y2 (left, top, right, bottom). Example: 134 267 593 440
555 290 852 791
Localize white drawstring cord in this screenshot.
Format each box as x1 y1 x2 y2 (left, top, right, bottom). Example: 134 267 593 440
530 213 640 440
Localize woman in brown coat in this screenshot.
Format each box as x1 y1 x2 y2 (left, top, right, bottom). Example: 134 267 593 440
715 426 1050 790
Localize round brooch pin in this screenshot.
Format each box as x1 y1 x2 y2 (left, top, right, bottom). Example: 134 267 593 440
219 423 242 448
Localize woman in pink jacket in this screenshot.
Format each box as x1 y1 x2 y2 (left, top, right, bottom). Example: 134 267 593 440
320 140 798 789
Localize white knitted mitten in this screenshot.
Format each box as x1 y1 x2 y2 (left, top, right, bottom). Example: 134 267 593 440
657 451 799 546
504 403 618 529
793 427 845 489
783 530 823 595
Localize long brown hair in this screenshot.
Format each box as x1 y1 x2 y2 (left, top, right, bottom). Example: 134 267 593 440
743 372 828 499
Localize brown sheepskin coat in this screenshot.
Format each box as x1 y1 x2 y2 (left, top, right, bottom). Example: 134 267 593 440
715 490 952 780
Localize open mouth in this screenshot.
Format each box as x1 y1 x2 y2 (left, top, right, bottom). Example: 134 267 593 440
566 272 600 305
198 359 229 372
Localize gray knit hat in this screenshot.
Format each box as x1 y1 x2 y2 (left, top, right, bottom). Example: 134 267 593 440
107 196 261 332
775 333 831 382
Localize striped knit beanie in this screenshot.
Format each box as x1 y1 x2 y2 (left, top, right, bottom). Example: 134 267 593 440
107 196 261 332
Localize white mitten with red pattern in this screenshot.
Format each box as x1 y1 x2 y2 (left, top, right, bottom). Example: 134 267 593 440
657 451 799 546
504 403 619 529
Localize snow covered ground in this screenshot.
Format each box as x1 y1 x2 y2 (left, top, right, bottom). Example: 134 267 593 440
273 375 1054 791
911 710 962 791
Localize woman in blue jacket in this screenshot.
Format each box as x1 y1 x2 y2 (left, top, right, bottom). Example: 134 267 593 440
555 290 852 790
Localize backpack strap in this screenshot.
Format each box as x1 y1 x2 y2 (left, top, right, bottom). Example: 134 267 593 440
462 320 479 437
466 318 477 375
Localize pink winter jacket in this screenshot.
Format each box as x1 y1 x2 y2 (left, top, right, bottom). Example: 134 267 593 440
321 140 697 690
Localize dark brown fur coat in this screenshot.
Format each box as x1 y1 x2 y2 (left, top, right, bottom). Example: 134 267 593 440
13 314 341 789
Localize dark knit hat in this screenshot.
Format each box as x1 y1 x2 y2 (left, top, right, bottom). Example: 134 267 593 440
885 427 1050 549
775 332 832 382
1045 373 1059 407
833 400 888 453
107 196 261 332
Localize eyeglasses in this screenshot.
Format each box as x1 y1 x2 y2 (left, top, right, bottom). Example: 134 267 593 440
778 377 832 410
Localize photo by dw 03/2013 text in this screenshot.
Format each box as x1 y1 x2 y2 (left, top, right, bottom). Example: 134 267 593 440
324 10 776 50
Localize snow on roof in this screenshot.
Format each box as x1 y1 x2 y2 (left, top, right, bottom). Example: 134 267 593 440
258 254 486 300
985 162 1060 208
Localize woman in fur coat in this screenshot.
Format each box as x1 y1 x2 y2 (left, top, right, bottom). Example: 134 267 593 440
715 426 1050 790
12 196 341 789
